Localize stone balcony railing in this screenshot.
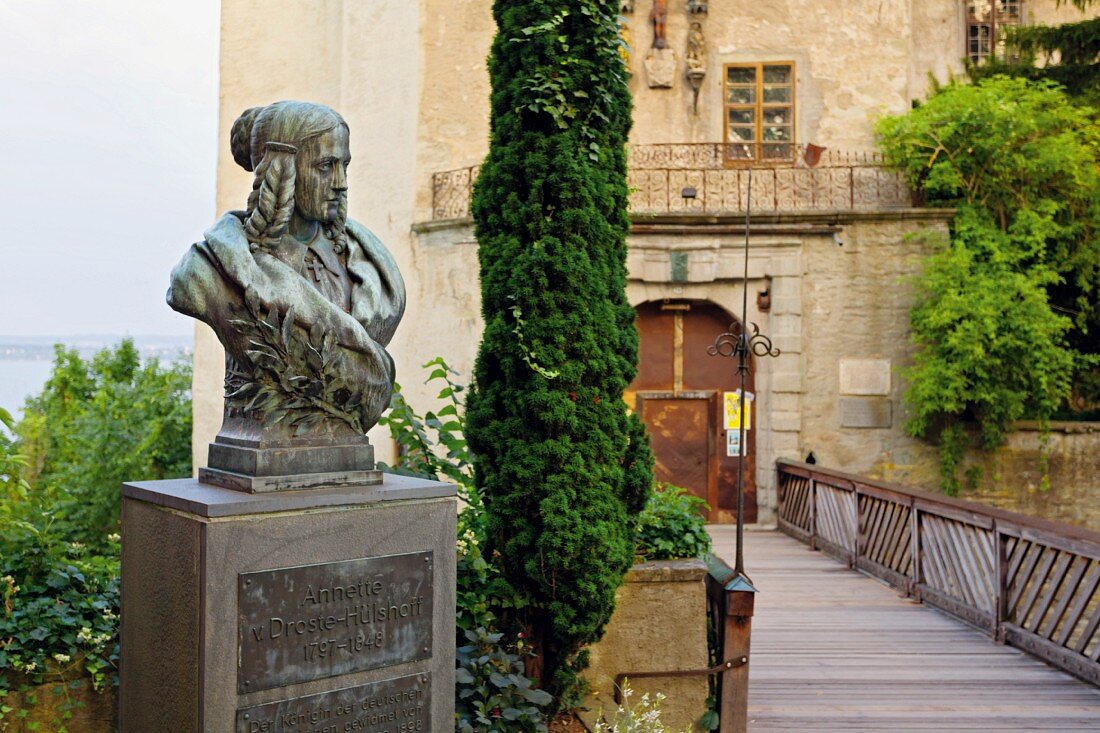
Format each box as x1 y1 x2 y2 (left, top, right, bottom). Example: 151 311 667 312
429 143 915 221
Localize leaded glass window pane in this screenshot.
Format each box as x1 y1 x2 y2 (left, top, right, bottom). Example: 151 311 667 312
723 62 795 165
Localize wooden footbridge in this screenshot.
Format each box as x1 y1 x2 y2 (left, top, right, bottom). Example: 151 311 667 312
708 461 1100 732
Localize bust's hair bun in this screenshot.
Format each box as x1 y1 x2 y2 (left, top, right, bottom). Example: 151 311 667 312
230 106 265 172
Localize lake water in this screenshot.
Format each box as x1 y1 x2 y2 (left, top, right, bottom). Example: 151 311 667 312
0 360 55 416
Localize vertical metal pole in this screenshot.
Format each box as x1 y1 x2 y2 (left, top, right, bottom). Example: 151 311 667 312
734 170 752 574
851 485 860 568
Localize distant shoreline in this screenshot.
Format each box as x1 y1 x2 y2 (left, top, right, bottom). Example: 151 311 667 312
0 335 192 362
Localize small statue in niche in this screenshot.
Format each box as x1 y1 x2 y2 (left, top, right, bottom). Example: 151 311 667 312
650 0 668 49
685 21 706 74
167 101 405 489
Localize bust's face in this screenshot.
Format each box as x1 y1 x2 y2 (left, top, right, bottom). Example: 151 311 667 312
295 126 351 224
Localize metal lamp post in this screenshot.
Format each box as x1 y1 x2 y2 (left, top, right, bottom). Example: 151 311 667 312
706 169 780 732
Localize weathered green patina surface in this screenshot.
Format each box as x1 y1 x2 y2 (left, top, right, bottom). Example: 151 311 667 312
167 101 405 490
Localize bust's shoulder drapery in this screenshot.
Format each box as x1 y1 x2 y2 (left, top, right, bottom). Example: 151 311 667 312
167 213 406 432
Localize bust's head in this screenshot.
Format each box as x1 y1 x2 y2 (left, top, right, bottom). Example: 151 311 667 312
230 101 351 249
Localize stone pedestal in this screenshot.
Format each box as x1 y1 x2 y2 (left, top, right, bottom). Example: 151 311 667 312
119 474 456 733
579 559 710 731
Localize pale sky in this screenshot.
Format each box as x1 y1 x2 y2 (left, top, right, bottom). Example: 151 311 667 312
0 0 220 338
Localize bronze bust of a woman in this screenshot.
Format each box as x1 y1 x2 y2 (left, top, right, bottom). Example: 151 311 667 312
168 101 405 491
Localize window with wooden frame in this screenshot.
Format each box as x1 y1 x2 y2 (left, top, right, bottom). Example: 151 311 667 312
966 1 1023 64
723 62 795 165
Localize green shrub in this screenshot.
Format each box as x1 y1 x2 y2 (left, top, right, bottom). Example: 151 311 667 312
0 341 191 725
378 357 474 494
455 627 552 733
17 341 192 548
634 484 712 561
379 364 551 732
0 526 120 725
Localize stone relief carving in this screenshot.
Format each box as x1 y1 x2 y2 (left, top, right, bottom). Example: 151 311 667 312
167 101 406 490
645 47 677 88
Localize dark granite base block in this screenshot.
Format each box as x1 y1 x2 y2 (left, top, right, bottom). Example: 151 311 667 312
207 440 376 477
198 465 383 493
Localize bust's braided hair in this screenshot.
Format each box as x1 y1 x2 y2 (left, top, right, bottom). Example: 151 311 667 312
229 101 349 253
243 142 297 250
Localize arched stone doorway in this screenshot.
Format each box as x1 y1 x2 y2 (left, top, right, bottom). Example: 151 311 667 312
627 300 756 524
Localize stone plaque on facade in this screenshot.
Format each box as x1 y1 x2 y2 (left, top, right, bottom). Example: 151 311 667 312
839 397 892 429
838 359 891 396
235 672 430 733
238 552 433 692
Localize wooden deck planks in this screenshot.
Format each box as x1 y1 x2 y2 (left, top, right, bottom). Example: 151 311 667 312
709 527 1100 732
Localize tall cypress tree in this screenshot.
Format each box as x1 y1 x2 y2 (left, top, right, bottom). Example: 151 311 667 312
467 0 653 702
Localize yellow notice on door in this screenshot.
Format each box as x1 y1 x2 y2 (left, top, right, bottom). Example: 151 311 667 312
723 390 753 431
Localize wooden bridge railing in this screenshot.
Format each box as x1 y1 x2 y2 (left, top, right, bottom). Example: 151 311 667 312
777 460 1100 686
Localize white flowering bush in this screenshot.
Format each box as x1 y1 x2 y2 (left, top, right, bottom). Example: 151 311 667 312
593 683 690 733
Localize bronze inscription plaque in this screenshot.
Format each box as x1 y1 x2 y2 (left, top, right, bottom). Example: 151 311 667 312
238 551 433 692
235 672 430 733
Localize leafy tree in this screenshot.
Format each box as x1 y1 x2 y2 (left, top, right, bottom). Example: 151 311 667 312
0 408 29 503
877 76 1099 491
970 1 1100 103
467 0 653 705
15 340 192 547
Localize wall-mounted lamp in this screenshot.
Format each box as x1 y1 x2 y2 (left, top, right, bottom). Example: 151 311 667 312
681 186 698 206
686 0 708 14
757 288 771 312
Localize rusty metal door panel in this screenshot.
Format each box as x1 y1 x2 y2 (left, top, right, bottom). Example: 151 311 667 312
641 396 713 513
683 303 742 391
634 304 676 391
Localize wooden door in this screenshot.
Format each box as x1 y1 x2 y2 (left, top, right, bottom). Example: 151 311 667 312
627 301 756 523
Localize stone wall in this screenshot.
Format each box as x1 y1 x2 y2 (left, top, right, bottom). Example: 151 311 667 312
868 422 1100 530
623 209 952 523
580 559 710 732
1 677 115 733
798 214 945 477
